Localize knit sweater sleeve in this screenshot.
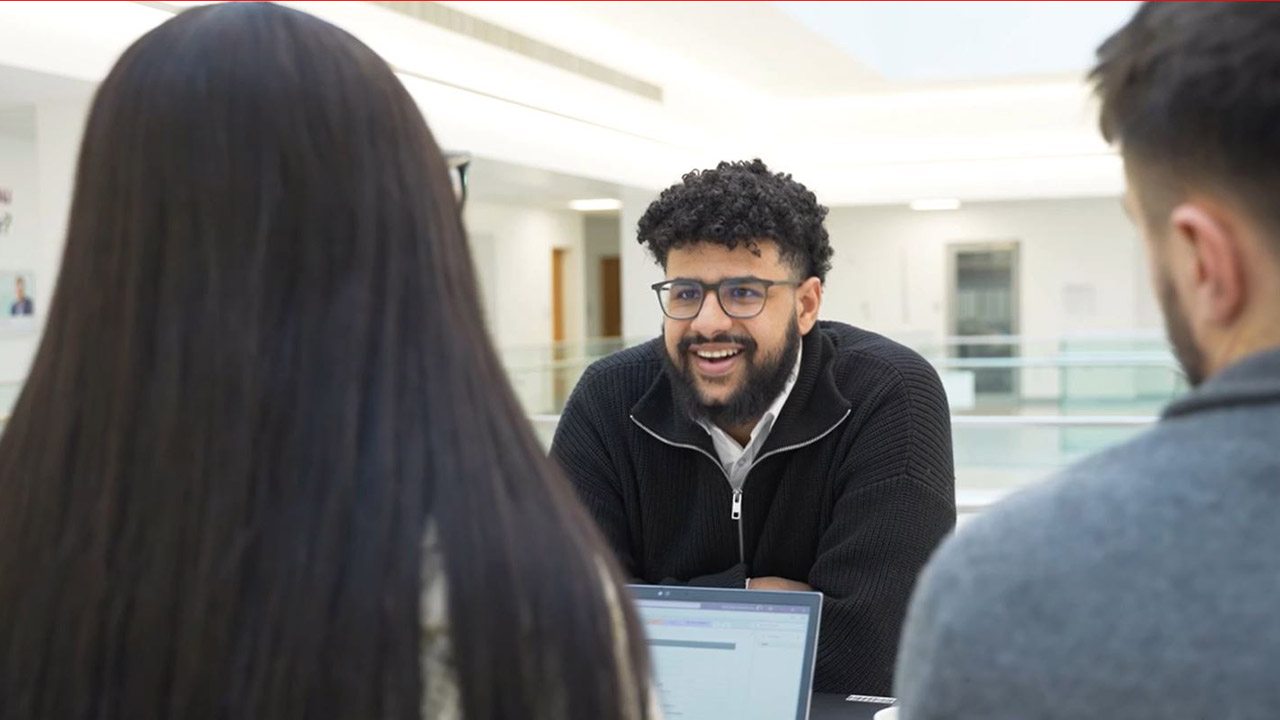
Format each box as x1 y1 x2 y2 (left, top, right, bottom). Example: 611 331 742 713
551 367 748 589
551 374 641 577
808 354 956 696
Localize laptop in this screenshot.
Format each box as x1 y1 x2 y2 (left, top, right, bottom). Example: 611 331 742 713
631 585 895 720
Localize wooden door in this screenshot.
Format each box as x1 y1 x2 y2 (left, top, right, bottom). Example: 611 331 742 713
601 256 621 338
552 248 567 343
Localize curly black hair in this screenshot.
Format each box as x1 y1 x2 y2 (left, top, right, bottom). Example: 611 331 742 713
637 159 833 282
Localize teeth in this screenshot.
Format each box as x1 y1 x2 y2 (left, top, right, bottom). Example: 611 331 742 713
696 349 740 359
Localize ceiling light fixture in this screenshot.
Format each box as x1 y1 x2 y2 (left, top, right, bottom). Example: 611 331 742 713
910 198 962 211
569 198 622 212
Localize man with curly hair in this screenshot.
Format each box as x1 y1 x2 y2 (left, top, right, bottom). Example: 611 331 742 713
552 159 956 695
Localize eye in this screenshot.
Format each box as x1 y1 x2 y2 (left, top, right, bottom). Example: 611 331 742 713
672 286 702 301
728 285 763 299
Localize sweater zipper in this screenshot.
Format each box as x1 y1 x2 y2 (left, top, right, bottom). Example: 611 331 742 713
631 416 747 562
630 409 852 566
730 409 849 564
743 408 852 474
731 488 744 562
629 416 729 481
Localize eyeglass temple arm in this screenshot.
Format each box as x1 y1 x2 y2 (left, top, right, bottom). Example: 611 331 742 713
444 151 472 209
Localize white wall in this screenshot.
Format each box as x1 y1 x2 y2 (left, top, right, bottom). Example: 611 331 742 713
821 197 1159 399
463 200 586 347
463 200 585 411
620 188 663 341
0 99 89 419
34 98 89 309
0 116 41 394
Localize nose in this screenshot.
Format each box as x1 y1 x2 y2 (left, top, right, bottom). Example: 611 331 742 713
689 289 734 338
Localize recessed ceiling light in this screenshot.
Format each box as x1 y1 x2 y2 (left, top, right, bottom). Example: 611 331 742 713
569 198 622 212
909 198 962 211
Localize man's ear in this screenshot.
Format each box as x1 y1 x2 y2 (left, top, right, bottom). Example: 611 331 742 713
796 277 822 335
1170 201 1247 328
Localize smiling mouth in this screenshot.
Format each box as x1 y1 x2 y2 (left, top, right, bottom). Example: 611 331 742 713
689 346 744 378
694 348 742 360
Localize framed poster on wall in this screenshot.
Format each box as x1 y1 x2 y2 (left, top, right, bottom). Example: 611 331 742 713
0 270 36 319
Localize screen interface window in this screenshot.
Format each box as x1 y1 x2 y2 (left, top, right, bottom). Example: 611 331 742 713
636 598 812 720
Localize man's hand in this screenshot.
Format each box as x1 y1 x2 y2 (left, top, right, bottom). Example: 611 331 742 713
748 576 813 592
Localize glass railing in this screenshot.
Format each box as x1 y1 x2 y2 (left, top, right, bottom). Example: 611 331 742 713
0 332 1184 516
500 331 1185 418
529 413 1154 516
516 331 1183 514
949 415 1151 513
499 337 631 417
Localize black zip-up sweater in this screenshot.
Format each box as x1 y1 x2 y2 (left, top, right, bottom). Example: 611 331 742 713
551 321 956 696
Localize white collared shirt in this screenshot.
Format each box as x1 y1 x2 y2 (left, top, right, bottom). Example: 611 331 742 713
697 344 802 491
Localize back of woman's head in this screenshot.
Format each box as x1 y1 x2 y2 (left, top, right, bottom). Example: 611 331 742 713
0 4 648 719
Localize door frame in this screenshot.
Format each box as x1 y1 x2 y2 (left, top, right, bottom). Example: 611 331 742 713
946 240 1022 399
945 240 1022 339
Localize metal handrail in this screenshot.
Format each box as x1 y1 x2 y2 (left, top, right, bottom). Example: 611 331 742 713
0 414 1160 432
528 414 1158 429
507 353 1182 373
497 330 1171 354
948 415 1156 427
956 489 1012 514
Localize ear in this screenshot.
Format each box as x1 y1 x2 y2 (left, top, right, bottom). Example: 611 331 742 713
1169 201 1246 327
795 277 822 335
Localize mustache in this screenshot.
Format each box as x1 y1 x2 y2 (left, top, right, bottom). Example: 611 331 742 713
676 333 757 355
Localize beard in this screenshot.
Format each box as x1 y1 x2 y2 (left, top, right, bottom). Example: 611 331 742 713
664 315 802 429
1158 268 1206 387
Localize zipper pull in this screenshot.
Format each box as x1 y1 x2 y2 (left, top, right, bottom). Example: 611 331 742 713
731 489 742 520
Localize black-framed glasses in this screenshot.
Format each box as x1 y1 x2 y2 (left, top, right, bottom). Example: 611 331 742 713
444 151 471 209
651 277 798 320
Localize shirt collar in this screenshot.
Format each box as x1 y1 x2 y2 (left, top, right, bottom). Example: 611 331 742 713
629 323 852 458
1163 345 1280 420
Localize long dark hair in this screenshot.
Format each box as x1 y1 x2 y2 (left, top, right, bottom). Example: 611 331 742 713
0 4 649 719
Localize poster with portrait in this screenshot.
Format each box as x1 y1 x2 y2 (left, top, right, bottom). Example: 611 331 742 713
0 271 36 320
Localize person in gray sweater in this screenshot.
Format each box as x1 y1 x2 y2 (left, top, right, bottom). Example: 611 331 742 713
895 4 1280 719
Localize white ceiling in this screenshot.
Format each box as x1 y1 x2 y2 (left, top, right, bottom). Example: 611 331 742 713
567 2 883 96
774 1 1140 85
0 1 1128 206
0 66 93 138
467 156 627 210
567 1 1139 95
0 65 95 109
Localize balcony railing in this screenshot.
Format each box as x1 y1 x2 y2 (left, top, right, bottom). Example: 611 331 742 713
0 331 1181 516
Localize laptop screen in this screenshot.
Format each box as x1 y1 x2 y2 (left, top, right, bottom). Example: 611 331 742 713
631 586 823 720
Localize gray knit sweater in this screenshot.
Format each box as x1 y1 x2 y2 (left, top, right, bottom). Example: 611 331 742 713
896 346 1280 720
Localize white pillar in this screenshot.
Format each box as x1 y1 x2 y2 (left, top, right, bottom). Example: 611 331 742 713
35 96 92 305
619 187 661 344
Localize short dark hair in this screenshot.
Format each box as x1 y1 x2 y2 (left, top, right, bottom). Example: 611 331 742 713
1091 2 1280 240
637 159 833 282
